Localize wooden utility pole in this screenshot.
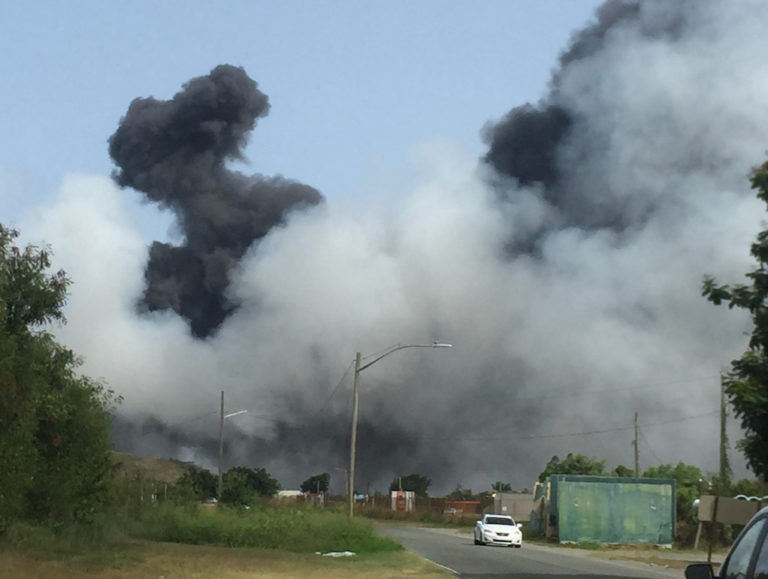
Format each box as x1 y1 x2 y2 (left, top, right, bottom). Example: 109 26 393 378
347 343 452 518
348 352 361 519
218 390 224 501
719 373 728 481
634 411 639 477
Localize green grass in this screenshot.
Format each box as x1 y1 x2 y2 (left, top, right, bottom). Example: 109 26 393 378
0 540 450 579
356 503 478 528
127 504 403 553
1 521 142 569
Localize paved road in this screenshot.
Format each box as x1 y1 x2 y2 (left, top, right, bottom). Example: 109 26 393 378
376 524 684 579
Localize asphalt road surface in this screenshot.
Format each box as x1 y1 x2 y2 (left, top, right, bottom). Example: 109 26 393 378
375 524 683 579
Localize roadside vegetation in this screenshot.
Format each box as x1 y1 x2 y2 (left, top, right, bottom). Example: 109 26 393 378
1 530 445 579
127 503 399 553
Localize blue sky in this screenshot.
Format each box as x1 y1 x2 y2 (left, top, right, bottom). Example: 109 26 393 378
2 1 602 229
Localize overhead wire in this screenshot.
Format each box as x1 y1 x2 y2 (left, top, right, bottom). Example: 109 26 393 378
512 374 721 403
309 358 355 421
123 370 724 445
413 409 720 443
639 429 664 464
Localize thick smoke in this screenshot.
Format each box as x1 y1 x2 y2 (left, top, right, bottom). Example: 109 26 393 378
108 65 323 337
484 104 572 189
484 0 695 235
24 0 768 493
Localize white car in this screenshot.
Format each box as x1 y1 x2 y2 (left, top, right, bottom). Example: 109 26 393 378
474 513 523 547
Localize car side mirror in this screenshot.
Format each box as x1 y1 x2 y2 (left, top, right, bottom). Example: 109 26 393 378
685 563 715 579
517 523 523 528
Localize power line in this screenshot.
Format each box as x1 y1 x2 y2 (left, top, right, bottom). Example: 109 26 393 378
309 359 354 420
512 375 720 403
415 409 720 443
639 429 663 465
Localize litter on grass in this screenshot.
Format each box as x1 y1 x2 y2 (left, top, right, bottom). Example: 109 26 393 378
317 551 356 557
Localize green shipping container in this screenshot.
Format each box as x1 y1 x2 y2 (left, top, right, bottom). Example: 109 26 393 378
550 475 675 544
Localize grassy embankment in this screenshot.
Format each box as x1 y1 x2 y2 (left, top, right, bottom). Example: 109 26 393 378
0 504 452 578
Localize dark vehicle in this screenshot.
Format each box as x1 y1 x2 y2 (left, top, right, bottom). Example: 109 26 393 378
686 505 768 578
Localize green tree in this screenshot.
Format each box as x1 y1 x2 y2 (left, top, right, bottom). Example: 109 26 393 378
221 469 256 506
175 465 217 500
538 453 606 482
226 466 280 497
643 462 704 524
731 477 768 498
444 484 474 501
703 159 768 479
300 472 329 493
0 225 119 529
175 465 279 504
389 473 431 497
612 465 635 477
492 481 512 492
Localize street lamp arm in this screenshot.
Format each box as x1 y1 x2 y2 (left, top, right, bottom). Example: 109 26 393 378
224 409 248 419
357 342 453 373
218 393 249 501
348 341 452 518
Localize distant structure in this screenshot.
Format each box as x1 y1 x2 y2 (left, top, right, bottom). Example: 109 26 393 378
490 491 534 521
276 490 304 501
531 475 675 545
391 490 415 512
442 500 481 515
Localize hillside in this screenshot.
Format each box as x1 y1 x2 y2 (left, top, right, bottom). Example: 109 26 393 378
110 451 193 483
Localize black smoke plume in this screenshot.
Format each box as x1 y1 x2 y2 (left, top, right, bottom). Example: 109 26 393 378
108 65 323 337
483 104 572 189
483 0 679 235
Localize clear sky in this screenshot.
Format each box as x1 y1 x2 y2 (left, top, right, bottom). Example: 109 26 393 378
2 0 603 231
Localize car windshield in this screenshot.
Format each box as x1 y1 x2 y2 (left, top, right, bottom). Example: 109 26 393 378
487 517 514 525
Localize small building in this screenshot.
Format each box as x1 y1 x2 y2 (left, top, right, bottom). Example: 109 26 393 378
491 491 534 522
443 500 481 515
391 490 415 512
531 474 675 545
277 490 304 501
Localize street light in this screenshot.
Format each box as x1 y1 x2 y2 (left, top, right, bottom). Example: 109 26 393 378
348 342 452 518
217 390 248 501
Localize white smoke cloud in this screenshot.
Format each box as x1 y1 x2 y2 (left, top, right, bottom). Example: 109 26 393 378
15 0 768 492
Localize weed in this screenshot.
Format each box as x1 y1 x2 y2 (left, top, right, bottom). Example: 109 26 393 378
127 503 403 553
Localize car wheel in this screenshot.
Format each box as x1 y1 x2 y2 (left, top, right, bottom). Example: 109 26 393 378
474 538 480 545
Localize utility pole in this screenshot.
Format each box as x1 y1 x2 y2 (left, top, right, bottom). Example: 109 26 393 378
719 372 730 483
349 352 361 518
347 342 452 518
633 411 639 477
218 390 224 501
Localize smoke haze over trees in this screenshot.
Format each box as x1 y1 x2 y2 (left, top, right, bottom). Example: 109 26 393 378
19 0 768 494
